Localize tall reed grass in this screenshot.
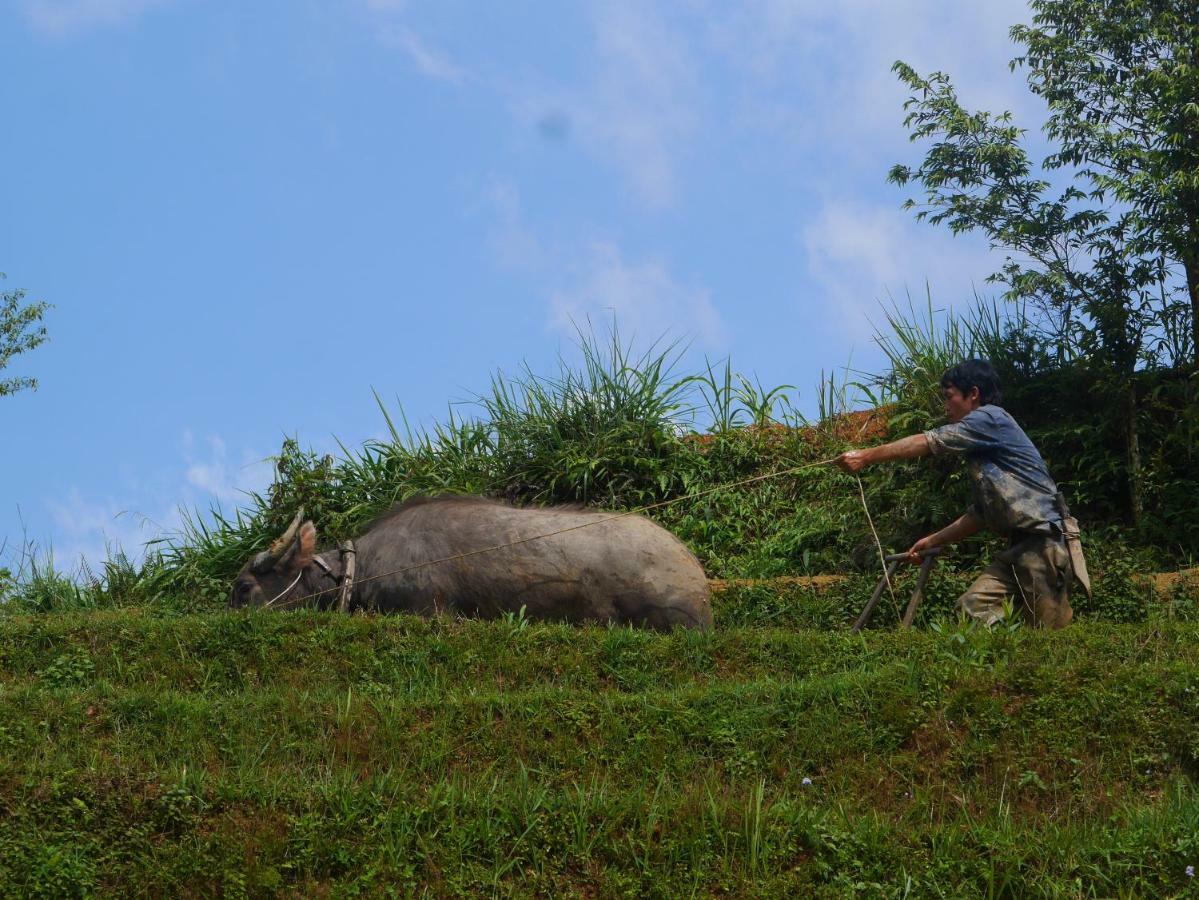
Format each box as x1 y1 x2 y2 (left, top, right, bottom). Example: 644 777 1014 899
4 299 1195 613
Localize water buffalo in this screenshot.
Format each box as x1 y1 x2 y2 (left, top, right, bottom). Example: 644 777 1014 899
229 495 713 630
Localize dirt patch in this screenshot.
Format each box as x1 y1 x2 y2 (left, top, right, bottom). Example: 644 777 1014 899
715 565 1198 596
826 407 892 443
1140 567 1199 594
684 407 893 452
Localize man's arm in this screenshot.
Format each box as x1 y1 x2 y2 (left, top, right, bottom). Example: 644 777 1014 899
906 511 983 560
835 434 931 473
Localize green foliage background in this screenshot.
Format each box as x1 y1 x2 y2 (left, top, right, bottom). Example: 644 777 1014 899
4 300 1195 621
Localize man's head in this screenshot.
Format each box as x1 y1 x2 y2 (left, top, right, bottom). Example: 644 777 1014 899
939 359 1000 423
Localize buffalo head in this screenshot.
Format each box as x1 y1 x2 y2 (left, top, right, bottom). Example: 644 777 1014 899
229 509 317 609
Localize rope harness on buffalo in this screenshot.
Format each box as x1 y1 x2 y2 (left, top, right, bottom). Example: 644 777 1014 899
262 454 897 613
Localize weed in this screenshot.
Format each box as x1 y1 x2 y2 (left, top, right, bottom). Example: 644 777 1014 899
38 650 95 688
929 600 1024 670
500 604 530 638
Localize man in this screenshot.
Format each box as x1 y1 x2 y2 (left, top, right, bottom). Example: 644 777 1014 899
836 359 1088 628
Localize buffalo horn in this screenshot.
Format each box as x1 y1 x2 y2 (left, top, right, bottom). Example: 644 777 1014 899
251 508 305 574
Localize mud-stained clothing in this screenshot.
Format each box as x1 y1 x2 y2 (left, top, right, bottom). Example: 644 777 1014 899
924 405 1061 538
923 405 1073 628
958 533 1073 629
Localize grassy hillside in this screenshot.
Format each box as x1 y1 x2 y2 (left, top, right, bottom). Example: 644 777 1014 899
2 312 1198 895
2 609 1198 896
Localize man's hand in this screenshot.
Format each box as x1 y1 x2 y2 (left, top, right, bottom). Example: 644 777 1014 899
835 450 870 473
905 535 938 563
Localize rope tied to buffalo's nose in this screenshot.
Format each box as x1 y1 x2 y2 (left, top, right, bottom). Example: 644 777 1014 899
264 570 305 608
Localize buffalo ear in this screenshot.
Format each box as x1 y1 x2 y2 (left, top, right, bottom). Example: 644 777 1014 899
269 520 318 574
295 521 317 570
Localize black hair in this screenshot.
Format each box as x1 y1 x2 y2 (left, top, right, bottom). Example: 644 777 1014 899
939 359 1002 406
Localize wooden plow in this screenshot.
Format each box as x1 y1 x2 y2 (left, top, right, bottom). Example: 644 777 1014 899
852 547 943 632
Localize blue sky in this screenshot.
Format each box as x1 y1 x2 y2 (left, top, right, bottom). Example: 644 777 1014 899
1 0 1043 569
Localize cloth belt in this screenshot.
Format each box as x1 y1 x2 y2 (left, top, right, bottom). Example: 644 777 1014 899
1054 493 1092 599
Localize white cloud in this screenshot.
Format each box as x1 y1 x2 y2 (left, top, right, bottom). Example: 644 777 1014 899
183 432 273 505
38 488 178 575
484 180 545 273
22 0 170 35
550 241 725 350
15 432 274 573
496 2 1039 209
802 200 997 337
482 180 723 349
502 2 699 209
377 24 465 84
362 2 466 85
575 2 698 208
691 1 1046 182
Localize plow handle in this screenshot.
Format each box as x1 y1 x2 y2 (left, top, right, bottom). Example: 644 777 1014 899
883 546 944 563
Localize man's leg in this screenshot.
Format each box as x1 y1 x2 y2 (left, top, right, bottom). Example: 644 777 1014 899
1008 535 1072 628
958 559 1018 625
957 536 1073 628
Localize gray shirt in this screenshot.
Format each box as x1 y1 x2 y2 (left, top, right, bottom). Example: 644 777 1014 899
923 405 1061 537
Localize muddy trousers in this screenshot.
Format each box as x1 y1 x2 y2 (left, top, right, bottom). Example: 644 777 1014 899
959 533 1073 629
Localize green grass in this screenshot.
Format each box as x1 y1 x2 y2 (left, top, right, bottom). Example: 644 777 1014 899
2 610 1198 896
